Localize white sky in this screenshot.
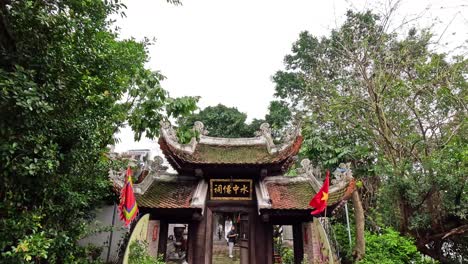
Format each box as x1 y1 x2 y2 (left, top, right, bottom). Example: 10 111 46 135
113 0 467 153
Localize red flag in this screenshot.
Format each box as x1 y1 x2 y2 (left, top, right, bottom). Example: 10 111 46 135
119 167 139 226
309 170 330 215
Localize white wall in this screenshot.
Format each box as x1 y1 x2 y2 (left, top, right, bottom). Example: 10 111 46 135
79 204 128 263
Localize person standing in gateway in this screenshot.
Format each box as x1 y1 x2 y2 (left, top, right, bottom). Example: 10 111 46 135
226 226 238 258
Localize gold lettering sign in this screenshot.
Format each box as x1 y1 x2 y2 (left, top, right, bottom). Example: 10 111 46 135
210 179 253 200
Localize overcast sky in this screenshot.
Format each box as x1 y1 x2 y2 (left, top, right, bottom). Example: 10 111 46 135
113 0 467 153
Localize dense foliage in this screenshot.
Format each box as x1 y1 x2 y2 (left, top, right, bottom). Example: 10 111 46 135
0 0 196 262
177 104 253 139
176 101 291 141
280 247 295 264
274 10 467 262
334 223 436 264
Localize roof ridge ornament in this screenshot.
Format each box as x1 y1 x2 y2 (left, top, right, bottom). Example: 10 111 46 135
150 155 168 172
160 121 179 142
298 159 354 192
331 162 353 185
109 167 155 195
254 122 301 154
282 125 301 144
255 123 275 152
193 121 209 136
160 121 302 162
298 158 323 192
160 120 198 154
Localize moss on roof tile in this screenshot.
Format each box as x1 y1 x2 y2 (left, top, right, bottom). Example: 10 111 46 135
191 144 273 164
136 181 196 209
267 182 315 210
267 180 349 210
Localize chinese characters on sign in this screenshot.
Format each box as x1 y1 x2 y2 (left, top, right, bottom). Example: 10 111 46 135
210 179 253 200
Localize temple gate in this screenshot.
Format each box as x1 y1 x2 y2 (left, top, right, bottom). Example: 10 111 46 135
112 122 356 264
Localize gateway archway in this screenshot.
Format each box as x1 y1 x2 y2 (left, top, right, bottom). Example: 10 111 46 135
114 121 356 264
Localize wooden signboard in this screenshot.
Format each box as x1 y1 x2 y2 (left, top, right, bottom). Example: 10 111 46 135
210 179 253 200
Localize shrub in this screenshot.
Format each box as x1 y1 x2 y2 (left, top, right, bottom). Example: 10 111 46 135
281 247 295 264
333 223 438 264
128 241 165 264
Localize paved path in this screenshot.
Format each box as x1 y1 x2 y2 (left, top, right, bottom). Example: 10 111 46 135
212 240 240 264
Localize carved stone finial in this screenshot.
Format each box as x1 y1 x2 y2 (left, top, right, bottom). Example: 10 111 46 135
108 168 125 189
298 158 323 192
150 155 168 172
193 121 203 132
298 158 322 180
160 120 198 154
282 125 301 143
255 123 275 145
300 158 310 167
255 123 271 137
193 121 208 136
154 155 164 166
331 163 353 184
260 123 272 134
160 120 179 143
160 120 171 129
255 123 275 152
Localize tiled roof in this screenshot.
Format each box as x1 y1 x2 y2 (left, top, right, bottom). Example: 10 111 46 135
159 136 302 176
265 179 356 210
160 136 302 165
266 181 314 210
136 181 197 209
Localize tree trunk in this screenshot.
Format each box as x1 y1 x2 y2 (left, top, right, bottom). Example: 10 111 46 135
398 194 410 234
0 0 16 70
352 190 365 261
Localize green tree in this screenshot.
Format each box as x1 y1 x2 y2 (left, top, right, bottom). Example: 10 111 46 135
274 10 467 262
244 100 292 138
0 0 196 262
265 100 291 131
177 101 292 142
177 104 252 139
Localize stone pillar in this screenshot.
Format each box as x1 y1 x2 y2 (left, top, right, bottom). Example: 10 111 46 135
302 222 315 264
146 220 160 257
